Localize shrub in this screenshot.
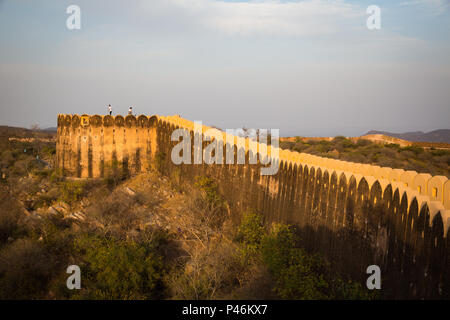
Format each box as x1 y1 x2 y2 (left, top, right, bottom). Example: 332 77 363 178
332 136 347 143
317 141 332 153
42 145 56 157
431 149 450 157
87 190 139 234
236 211 265 261
0 239 55 299
235 215 378 300
101 159 127 189
169 167 183 192
0 187 24 245
169 242 244 300
59 180 87 205
260 224 328 299
194 176 222 207
72 234 166 299
355 139 372 147
153 151 166 173
50 168 65 183
385 143 400 150
32 168 52 179
35 187 60 208
263 224 377 300
193 176 226 229
402 145 424 155
330 278 377 300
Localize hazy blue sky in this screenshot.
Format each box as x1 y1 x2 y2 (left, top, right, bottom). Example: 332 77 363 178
0 0 449 136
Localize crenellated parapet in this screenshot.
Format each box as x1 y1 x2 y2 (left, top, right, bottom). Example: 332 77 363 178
57 114 159 128
158 114 450 237
57 113 450 237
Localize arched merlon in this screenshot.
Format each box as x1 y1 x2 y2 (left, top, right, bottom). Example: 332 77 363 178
391 168 405 182
378 167 393 180
443 179 450 210
412 173 432 195
428 176 448 202
400 170 418 188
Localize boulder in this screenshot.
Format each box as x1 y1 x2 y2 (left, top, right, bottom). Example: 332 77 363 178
48 206 60 216
124 187 136 196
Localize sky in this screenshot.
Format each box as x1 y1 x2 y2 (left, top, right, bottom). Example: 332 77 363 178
0 0 449 137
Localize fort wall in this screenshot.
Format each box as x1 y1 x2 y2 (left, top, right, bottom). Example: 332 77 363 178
56 114 450 298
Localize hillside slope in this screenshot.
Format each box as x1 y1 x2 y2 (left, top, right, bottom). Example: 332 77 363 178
366 129 450 143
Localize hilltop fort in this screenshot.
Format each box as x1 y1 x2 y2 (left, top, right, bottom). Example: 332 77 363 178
56 114 450 298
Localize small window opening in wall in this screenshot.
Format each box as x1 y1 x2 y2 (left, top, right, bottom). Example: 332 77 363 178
405 183 408 187
417 186 421 193
432 188 437 198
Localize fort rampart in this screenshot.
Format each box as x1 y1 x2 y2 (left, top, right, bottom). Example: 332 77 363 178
57 114 450 298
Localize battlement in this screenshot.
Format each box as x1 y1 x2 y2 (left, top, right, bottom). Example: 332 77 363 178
57 113 449 233
160 114 450 215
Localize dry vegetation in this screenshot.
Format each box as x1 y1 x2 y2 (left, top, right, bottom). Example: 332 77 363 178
280 136 450 177
0 131 380 300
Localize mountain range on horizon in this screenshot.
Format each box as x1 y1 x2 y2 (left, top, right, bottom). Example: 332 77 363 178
2 124 450 144
365 129 450 144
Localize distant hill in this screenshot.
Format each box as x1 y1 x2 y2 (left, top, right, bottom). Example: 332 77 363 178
365 129 450 143
0 125 55 139
0 126 34 138
42 127 57 133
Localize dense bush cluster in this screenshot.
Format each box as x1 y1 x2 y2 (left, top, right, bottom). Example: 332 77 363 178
236 212 378 300
280 137 450 177
70 232 167 299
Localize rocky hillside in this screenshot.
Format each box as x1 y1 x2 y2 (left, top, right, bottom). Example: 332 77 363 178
0 133 377 300
366 129 450 143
